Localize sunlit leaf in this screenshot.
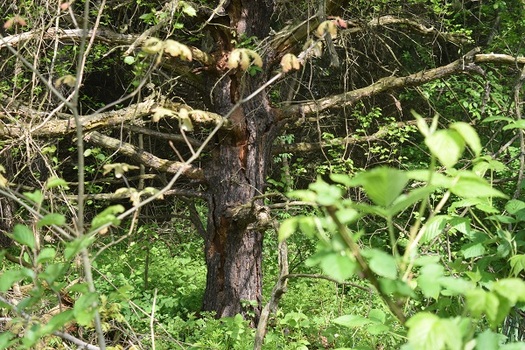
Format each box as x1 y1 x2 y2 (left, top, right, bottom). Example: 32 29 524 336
417 263 444 299
362 249 397 279
319 252 356 282
333 314 372 328
278 217 297 242
425 129 465 168
450 122 481 157
350 167 408 207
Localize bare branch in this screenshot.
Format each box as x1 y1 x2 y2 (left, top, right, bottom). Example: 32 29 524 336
0 27 214 65
83 131 205 181
276 120 420 153
0 99 226 138
284 49 486 117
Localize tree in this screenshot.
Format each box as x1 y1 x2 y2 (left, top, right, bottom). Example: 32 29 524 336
1 0 525 335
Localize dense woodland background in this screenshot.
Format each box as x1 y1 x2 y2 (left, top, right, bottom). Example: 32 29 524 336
1 0 525 349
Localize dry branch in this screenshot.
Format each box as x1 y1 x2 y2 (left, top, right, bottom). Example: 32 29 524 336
84 131 205 181
0 28 213 65
275 120 420 154
0 99 226 138
285 49 517 118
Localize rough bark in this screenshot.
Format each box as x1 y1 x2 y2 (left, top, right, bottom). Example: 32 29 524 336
202 0 277 323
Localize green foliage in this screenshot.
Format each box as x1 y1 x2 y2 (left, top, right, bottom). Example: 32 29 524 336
279 116 525 348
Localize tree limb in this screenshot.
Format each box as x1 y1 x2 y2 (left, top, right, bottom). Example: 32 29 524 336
0 98 226 138
284 49 488 118
275 120 420 153
83 131 205 181
0 27 214 66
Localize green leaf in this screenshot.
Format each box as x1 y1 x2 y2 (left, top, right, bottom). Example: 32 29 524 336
417 263 444 299
309 179 343 206
503 120 525 130
12 224 35 249
123 55 135 65
425 129 465 168
438 276 474 296
319 252 357 282
509 255 525 277
421 215 449 243
180 1 197 16
466 289 508 327
330 173 352 187
74 292 99 326
37 213 66 228
492 278 525 304
366 323 390 335
39 263 68 285
41 310 74 334
406 313 462 350
90 204 125 231
412 110 430 137
65 235 95 260
450 122 481 157
23 189 43 205
505 199 525 215
350 167 408 207
0 331 15 350
368 309 386 323
45 177 69 189
363 249 397 279
36 247 56 264
482 115 514 123
475 330 505 350
0 269 25 291
333 314 372 328
287 189 317 202
450 172 508 199
461 242 486 258
278 217 297 242
388 186 436 216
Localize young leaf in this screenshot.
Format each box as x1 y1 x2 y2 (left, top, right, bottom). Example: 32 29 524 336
333 314 372 328
425 129 465 168
417 263 444 299
450 172 508 199
37 213 66 228
509 255 525 277
45 177 69 189
142 37 163 54
74 292 99 326
362 249 397 279
278 217 298 242
319 252 357 282
23 190 43 205
36 247 56 264
13 224 35 249
65 235 95 260
492 278 525 304
90 204 125 231
0 269 26 291
350 167 408 207
450 122 481 157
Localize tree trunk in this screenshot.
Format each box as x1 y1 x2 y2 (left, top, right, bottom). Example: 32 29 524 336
202 0 276 323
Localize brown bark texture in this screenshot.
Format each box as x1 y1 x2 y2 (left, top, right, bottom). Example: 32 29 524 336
202 0 277 323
